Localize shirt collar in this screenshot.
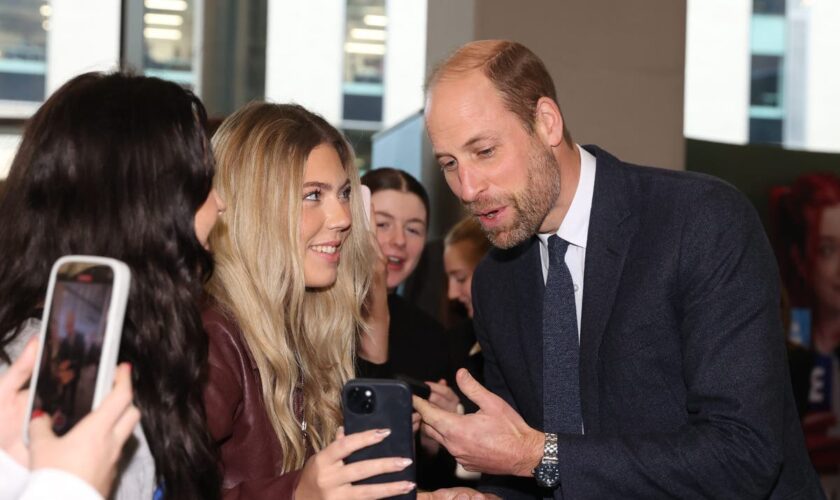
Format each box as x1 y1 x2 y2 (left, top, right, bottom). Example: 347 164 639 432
537 144 596 249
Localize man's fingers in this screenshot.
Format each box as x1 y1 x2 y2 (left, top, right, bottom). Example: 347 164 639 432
421 422 446 445
0 338 39 393
426 380 455 398
455 369 497 410
413 394 450 428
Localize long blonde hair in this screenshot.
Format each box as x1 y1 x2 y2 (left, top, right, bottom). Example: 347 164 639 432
207 102 374 471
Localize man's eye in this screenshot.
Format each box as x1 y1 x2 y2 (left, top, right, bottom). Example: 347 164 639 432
478 147 495 158
440 159 457 172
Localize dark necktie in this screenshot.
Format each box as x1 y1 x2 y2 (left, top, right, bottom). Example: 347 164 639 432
543 235 582 434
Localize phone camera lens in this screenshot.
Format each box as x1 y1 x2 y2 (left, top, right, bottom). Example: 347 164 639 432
348 386 376 414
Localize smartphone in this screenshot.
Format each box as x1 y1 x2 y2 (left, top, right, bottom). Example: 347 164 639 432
342 378 416 500
24 256 131 439
394 373 431 399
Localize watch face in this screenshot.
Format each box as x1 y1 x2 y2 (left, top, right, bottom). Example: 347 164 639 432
535 461 561 488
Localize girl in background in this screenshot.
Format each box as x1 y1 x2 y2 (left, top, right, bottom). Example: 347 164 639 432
776 172 840 473
443 216 491 411
361 168 459 489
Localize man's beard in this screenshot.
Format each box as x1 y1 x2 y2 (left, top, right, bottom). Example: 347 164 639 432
468 142 561 249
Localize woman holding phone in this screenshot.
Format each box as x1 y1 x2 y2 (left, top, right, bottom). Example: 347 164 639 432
1 339 139 500
203 102 410 499
0 72 223 499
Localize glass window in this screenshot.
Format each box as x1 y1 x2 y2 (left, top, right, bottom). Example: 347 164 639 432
749 117 783 145
0 0 47 102
750 55 782 107
342 0 385 124
143 0 196 86
754 0 785 15
123 0 200 90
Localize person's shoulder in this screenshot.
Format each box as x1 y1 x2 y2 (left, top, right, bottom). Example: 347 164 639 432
200 297 252 363
474 237 537 284
201 300 239 338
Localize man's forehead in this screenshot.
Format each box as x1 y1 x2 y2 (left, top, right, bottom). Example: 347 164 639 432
425 75 505 149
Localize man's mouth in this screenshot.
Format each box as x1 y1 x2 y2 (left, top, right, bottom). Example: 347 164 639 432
474 206 505 224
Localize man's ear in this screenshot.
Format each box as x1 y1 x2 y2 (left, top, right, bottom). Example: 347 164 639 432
534 97 565 148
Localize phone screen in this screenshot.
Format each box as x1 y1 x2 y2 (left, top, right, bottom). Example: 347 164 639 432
33 263 115 435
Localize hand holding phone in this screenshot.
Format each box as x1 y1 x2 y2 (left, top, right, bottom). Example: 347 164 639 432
24 256 131 440
28 363 140 497
341 378 417 499
295 379 417 500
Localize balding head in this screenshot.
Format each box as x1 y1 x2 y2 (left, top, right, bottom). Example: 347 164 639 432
426 40 571 142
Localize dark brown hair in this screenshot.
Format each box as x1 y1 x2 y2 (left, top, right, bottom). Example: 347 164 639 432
361 167 430 220
0 72 221 499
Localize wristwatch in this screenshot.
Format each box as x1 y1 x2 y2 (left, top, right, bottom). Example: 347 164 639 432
533 432 561 488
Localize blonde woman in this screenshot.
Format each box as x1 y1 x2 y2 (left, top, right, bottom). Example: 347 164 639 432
201 102 411 499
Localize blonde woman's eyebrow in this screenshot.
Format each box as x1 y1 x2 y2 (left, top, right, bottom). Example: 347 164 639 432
302 181 331 190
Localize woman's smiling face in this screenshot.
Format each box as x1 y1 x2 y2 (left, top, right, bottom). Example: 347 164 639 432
300 144 352 288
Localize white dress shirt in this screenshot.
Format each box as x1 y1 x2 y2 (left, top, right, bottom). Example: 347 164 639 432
536 145 597 340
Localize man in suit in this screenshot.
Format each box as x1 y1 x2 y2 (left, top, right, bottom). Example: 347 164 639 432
413 40 823 499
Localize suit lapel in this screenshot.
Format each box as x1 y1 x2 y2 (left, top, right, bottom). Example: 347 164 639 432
579 146 638 433
514 237 545 426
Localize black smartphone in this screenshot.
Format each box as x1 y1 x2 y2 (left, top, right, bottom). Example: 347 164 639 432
342 378 416 500
395 373 431 399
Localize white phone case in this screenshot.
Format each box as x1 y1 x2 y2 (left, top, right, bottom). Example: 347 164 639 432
23 255 131 442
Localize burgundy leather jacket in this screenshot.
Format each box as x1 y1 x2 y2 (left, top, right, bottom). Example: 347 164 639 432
203 302 308 499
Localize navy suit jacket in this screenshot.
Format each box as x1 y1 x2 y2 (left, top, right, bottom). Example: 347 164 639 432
472 146 823 499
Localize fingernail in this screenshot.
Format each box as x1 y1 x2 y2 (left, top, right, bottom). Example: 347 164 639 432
403 482 416 492
396 458 412 467
31 409 45 420
375 428 391 436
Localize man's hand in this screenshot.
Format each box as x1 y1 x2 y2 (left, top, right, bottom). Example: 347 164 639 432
426 379 461 413
417 487 500 500
413 368 543 477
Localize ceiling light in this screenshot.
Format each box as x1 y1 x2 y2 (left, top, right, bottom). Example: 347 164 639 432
363 14 387 27
345 42 386 55
144 27 182 40
350 28 386 41
144 0 188 12
39 4 52 17
144 13 183 26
